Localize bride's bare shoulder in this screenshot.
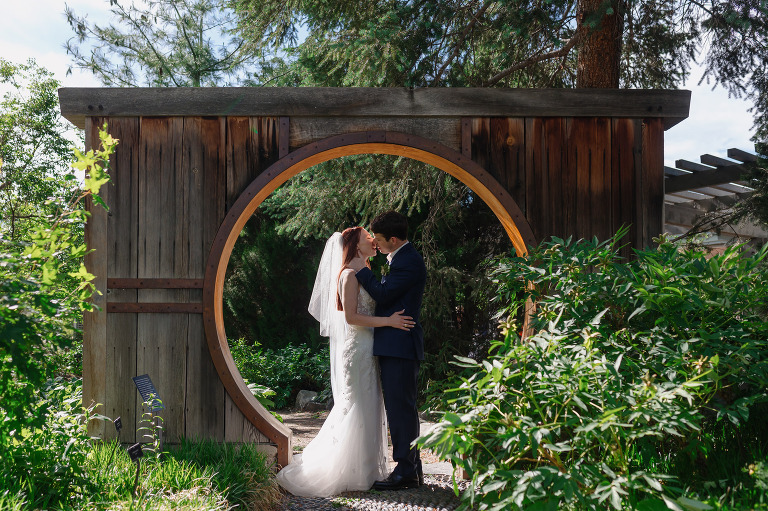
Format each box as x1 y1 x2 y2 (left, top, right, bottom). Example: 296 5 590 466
339 268 357 283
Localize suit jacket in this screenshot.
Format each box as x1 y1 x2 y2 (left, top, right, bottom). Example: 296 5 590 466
355 242 427 360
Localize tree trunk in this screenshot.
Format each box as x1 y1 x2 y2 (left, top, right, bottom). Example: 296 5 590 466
576 0 624 88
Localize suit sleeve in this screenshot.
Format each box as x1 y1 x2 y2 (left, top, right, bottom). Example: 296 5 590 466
355 257 422 307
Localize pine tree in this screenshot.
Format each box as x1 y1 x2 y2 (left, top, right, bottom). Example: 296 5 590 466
65 0 258 86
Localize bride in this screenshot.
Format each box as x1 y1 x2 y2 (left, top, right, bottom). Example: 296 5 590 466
276 227 415 497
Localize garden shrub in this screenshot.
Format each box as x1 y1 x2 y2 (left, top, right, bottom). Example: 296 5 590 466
0 127 117 509
0 378 100 510
419 231 768 510
229 338 331 409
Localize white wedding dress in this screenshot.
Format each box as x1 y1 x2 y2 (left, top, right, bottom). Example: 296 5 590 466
276 244 388 497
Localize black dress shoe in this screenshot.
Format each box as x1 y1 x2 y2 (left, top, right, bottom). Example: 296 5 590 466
372 472 420 491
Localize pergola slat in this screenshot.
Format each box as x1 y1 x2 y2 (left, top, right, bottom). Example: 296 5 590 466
664 194 693 203
664 165 749 193
700 153 744 168
728 148 758 163
675 159 716 173
664 165 689 176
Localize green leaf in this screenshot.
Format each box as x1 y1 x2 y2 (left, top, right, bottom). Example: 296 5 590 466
642 474 663 491
453 355 478 367
636 499 670 511
675 496 713 511
443 412 464 427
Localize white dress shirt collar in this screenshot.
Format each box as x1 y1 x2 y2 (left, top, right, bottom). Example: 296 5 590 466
387 241 409 264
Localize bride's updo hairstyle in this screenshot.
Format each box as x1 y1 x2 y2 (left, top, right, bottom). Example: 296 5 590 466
336 227 371 311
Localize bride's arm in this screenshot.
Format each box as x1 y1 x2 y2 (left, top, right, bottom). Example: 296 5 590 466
340 270 414 331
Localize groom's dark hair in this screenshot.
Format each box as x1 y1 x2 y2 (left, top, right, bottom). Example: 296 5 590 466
371 211 408 241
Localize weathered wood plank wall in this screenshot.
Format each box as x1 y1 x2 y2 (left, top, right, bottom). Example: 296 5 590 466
83 118 108 439
105 117 139 442
468 117 662 260
85 116 278 444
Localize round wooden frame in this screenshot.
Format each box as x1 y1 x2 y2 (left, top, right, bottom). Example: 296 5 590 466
202 131 536 467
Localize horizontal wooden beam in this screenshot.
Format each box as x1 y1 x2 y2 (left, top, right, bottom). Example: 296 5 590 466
58 87 691 130
727 148 758 163
665 165 749 193
700 153 743 168
675 159 715 173
107 278 203 289
107 302 203 313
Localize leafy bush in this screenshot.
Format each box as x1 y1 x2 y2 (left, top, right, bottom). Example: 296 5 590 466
223 212 325 350
229 338 331 409
0 378 100 510
419 232 768 510
0 126 117 509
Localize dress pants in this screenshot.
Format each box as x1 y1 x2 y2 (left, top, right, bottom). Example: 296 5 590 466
378 355 420 477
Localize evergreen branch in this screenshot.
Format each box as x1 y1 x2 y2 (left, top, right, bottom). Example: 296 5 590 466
483 32 581 87
434 0 492 86
199 39 247 74
113 1 182 86
683 0 716 19
172 1 201 72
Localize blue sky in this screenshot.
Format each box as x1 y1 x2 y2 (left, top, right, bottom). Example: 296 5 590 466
0 0 757 166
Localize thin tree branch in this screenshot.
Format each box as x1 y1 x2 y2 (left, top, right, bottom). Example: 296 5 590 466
117 3 183 86
483 32 581 87
172 1 201 70
434 0 492 86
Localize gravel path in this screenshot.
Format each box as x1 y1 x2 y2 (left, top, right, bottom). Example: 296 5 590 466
280 474 467 511
277 410 467 511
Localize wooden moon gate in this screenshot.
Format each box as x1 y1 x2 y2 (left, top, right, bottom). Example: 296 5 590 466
203 131 538 466
57 87 691 469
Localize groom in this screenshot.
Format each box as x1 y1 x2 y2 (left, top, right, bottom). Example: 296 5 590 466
351 210 427 490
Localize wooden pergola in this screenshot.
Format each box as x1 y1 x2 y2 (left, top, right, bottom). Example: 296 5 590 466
664 148 766 242
59 87 691 467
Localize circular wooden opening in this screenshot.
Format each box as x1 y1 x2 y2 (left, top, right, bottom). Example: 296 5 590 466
203 131 536 466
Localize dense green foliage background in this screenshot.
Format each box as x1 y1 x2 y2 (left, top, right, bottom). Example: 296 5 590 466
420 232 768 510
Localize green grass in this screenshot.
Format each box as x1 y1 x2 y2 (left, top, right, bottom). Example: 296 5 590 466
1 439 283 511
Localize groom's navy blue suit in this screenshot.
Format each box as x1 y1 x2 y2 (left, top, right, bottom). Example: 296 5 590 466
355 242 426 479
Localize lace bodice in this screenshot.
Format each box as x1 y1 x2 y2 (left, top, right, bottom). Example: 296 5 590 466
356 285 375 317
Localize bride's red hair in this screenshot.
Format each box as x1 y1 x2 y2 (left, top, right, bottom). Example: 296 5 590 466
337 227 371 311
